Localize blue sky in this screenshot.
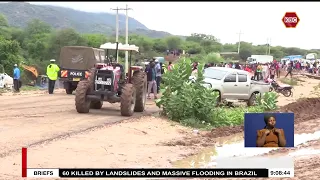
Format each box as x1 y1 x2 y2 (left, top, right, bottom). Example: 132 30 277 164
30 2 318 50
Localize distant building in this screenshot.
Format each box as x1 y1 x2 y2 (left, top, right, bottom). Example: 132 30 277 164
283 55 303 61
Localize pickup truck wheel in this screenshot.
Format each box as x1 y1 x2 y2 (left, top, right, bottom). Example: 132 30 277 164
247 93 259 106
65 88 73 94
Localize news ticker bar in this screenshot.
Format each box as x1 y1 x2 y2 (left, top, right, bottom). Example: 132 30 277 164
26 168 294 178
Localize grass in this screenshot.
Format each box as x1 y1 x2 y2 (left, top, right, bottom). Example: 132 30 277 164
279 78 299 86
180 105 264 130
0 85 41 95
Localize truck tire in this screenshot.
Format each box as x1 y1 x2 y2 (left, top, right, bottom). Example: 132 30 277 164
90 101 103 109
132 71 147 112
120 84 136 116
66 88 73 94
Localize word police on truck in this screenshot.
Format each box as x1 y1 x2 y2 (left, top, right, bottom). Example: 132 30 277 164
59 46 104 94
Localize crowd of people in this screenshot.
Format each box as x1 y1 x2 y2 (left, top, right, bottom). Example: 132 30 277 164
144 59 173 99
287 60 320 75
198 60 293 81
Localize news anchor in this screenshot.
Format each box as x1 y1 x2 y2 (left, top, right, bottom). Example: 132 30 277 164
256 114 286 147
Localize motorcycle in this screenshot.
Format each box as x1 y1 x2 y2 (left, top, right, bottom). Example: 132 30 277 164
268 79 293 97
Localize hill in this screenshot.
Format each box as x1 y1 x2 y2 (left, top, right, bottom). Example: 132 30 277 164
0 2 171 38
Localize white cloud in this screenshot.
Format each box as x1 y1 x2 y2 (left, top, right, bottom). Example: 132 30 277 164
29 2 318 50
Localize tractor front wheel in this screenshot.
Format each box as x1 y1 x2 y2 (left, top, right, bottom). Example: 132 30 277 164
120 84 136 116
75 80 91 113
132 71 147 112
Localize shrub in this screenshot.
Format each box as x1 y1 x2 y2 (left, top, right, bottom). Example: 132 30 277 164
156 58 219 121
0 64 4 73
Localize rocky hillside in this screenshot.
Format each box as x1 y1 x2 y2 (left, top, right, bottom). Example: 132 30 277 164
0 2 171 38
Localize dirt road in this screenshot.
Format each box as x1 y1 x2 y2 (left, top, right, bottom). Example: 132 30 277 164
0 90 159 179
1 76 320 179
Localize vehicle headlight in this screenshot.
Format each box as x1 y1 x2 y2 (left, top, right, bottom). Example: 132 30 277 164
203 83 212 88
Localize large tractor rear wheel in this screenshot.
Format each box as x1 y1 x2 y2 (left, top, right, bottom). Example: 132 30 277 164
132 71 147 112
120 84 136 116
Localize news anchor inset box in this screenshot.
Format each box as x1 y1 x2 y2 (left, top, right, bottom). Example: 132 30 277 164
244 113 294 148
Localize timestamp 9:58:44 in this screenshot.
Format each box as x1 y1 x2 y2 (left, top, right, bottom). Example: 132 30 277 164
268 168 294 177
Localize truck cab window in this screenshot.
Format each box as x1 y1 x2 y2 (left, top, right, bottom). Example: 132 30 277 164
238 74 247 82
224 74 236 82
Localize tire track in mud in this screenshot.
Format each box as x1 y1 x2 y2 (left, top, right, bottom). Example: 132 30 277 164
206 98 320 138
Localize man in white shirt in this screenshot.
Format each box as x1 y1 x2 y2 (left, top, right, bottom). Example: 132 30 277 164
262 64 269 80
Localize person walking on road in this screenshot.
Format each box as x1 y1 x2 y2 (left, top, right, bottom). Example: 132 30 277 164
274 61 280 78
155 59 162 94
285 61 293 78
145 61 157 99
13 64 21 92
46 59 60 94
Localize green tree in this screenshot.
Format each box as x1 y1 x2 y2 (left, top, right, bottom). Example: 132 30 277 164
25 19 52 36
0 37 23 75
165 36 181 50
152 38 167 53
239 49 252 60
47 28 88 61
82 34 107 48
0 14 8 27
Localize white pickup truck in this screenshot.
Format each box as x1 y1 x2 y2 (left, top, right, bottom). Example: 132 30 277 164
197 67 271 106
0 73 14 89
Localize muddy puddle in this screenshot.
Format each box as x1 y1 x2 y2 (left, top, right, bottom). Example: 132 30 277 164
173 131 320 168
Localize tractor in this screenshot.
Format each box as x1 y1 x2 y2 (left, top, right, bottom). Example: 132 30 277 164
75 42 147 116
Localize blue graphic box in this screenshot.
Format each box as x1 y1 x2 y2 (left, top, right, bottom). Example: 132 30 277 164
244 113 294 148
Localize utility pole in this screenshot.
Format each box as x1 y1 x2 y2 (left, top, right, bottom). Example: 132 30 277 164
266 38 271 55
111 5 132 70
268 38 271 55
124 4 133 73
237 30 244 54
110 7 120 62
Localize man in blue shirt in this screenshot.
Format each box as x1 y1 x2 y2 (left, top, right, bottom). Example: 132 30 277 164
155 60 162 94
13 64 21 92
145 61 157 99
